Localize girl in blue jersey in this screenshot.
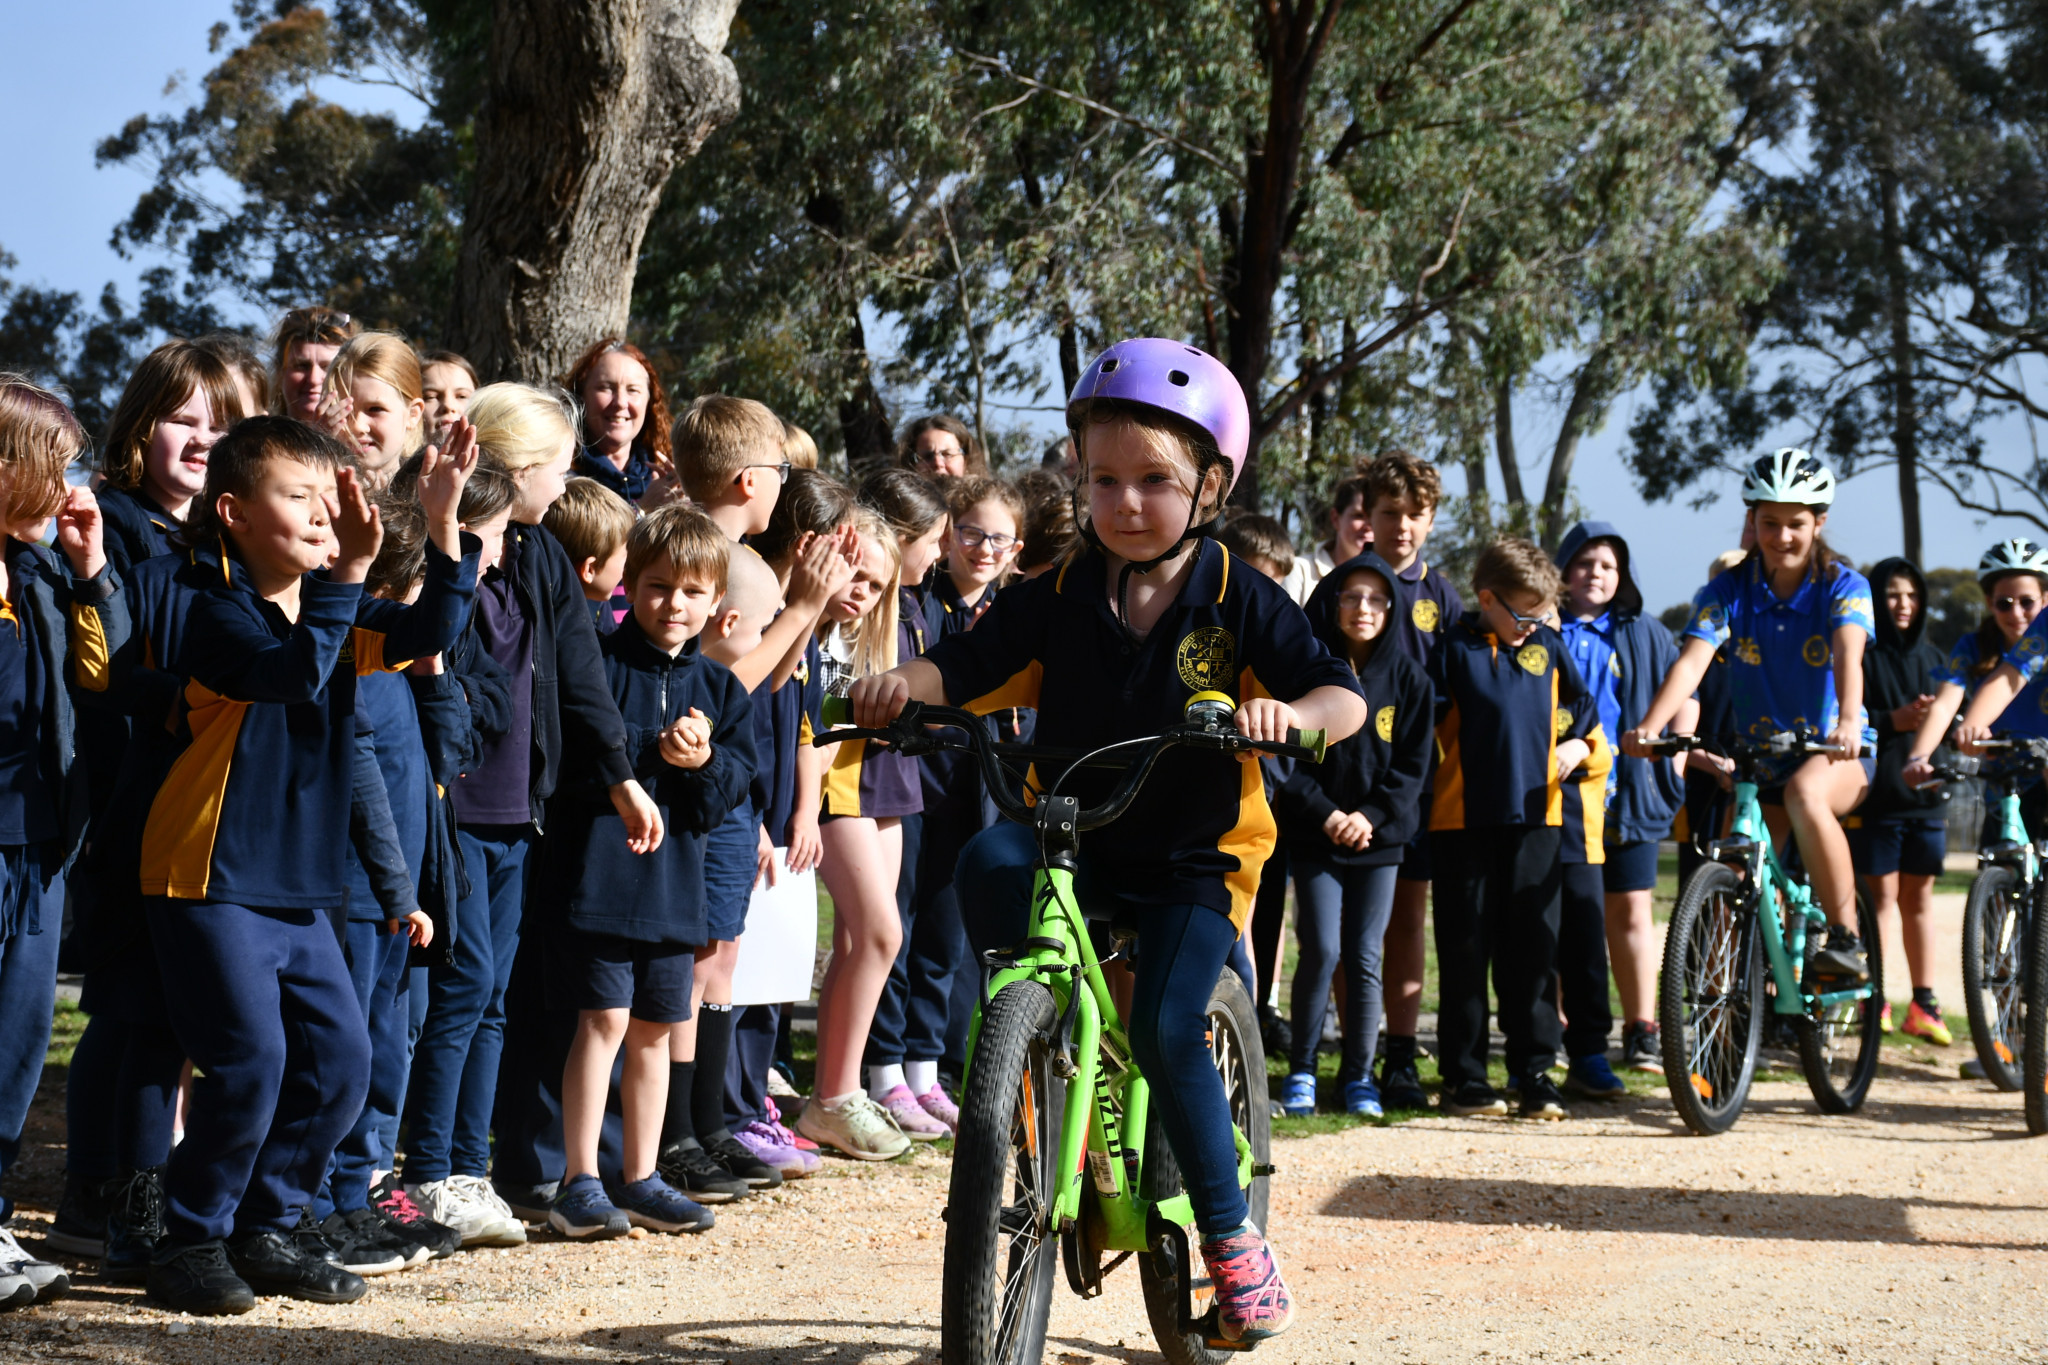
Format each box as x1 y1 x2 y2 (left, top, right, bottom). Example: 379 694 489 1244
1627 448 1877 984
849 339 1366 1345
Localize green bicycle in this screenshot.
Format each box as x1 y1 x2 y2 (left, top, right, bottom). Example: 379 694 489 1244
1644 731 1884 1135
1923 738 2048 1094
814 694 1323 1365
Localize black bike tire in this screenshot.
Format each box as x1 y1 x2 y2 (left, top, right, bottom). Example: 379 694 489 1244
1797 886 1884 1114
2023 878 2048 1135
941 981 1062 1365
1658 861 1764 1135
1138 968 1271 1365
1962 864 2026 1092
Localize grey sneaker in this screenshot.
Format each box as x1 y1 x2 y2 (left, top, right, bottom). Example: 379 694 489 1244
1810 926 1870 983
405 1176 526 1247
1620 1021 1664 1074
796 1093 912 1161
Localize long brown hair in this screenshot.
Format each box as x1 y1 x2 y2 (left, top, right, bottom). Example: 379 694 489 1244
562 339 673 465
0 376 86 525
98 340 247 493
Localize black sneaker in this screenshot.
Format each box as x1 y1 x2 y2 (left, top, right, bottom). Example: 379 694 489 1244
320 1208 422 1274
101 1167 166 1285
1257 1005 1294 1062
1518 1073 1569 1121
1440 1081 1508 1117
228 1228 367 1303
1811 926 1871 983
1620 1021 1663 1074
655 1140 752 1204
703 1133 783 1190
489 1180 559 1226
372 1175 461 1260
147 1241 256 1316
46 1171 110 1258
1378 1060 1430 1111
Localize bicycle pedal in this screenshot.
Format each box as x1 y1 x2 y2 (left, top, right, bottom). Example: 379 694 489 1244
1195 1309 1261 1352
1250 1163 1280 1179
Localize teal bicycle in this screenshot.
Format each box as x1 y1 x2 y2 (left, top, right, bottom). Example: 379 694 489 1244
1644 731 1884 1134
815 693 1323 1365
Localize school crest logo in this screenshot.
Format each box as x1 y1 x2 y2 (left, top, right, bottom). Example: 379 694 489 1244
1553 707 1572 737
1176 626 1237 692
1734 637 1761 667
1609 654 1622 679
1411 599 1440 633
1516 643 1548 676
1375 705 1396 741
1803 635 1831 668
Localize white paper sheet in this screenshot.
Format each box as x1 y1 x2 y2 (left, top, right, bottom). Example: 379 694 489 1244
728 849 819 1007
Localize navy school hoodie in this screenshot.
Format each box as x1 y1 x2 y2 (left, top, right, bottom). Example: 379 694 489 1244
1860 556 1945 821
535 617 756 947
1277 551 1434 866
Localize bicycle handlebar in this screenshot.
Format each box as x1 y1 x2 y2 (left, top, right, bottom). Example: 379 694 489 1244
1910 735 2048 788
1636 729 1848 761
812 695 1326 835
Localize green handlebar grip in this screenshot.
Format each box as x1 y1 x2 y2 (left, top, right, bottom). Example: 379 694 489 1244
1289 728 1327 763
821 695 853 727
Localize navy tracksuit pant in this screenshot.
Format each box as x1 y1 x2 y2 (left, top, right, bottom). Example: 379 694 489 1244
0 846 63 1223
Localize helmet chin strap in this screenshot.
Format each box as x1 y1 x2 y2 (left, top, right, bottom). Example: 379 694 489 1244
1073 484 1224 643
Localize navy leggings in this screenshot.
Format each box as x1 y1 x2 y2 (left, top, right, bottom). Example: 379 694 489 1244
957 823 1248 1236
1288 859 1400 1081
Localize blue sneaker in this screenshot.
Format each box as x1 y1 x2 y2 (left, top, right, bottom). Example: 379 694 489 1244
1562 1053 1628 1100
548 1174 629 1240
1341 1078 1383 1118
614 1175 714 1234
1279 1072 1318 1117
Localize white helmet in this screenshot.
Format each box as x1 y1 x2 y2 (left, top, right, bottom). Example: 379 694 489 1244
1741 447 1836 507
1978 537 2048 584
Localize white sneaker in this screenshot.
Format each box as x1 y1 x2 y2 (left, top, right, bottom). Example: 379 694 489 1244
797 1093 912 1161
405 1177 526 1247
766 1069 802 1100
0 1227 68 1301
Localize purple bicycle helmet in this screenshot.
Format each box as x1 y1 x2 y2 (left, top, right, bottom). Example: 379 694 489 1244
1066 338 1251 495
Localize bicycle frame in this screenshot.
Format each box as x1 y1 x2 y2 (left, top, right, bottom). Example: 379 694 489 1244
1984 783 2039 880
1714 778 1874 1014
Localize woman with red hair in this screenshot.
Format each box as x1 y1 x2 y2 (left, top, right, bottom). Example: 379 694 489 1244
563 339 675 505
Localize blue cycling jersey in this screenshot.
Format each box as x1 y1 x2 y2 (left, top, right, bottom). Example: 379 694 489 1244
1941 632 2048 740
2004 611 2048 684
1682 557 1876 748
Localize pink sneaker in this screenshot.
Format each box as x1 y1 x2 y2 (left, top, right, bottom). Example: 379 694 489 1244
736 1119 818 1178
876 1084 949 1141
1200 1224 1294 1343
766 1097 821 1153
915 1085 959 1134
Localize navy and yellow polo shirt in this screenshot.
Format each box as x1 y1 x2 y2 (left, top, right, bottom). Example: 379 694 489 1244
1393 558 1463 667
921 540 1359 929
820 590 928 820
1682 557 1876 750
752 634 824 846
1428 614 1609 838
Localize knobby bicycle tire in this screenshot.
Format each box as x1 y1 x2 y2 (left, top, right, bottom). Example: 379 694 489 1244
1963 864 2027 1092
2023 878 2048 1135
1797 886 1883 1114
1659 861 1765 1135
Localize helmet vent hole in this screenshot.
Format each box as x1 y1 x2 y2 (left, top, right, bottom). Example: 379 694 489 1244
1101 358 1119 373
1168 369 1190 386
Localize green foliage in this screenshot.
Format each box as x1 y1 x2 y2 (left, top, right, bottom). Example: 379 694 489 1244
1659 601 1695 636
1922 566 1985 654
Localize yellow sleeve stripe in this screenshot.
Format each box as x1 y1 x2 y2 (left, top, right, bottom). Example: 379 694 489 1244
966 661 1042 716
139 681 248 900
69 602 112 693
352 628 411 676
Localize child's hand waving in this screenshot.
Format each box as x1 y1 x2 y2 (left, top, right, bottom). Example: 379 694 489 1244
788 527 857 612
416 417 480 557
54 486 106 581
329 466 382 585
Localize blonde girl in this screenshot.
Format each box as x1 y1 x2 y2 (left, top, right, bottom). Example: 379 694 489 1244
322 332 426 490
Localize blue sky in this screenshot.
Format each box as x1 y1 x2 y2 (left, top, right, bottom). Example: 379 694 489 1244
7 3 2043 611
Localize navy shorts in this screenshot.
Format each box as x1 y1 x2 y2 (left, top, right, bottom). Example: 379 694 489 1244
1601 839 1661 893
1848 817 1946 879
546 931 695 1022
1397 828 1432 882
703 799 760 942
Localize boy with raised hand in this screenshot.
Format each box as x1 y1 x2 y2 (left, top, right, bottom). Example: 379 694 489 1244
537 506 755 1239
1356 452 1462 1111
140 418 479 1316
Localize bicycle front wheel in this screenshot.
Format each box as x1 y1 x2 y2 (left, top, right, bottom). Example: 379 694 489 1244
1798 887 1884 1114
1963 864 2027 1091
942 980 1062 1365
1659 861 1765 1135
2022 879 2048 1134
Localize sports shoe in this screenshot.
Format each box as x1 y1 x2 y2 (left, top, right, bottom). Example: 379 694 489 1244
1518 1073 1569 1121
614 1175 715 1234
406 1175 527 1247
1441 1082 1507 1117
1879 1001 1894 1034
1258 1005 1294 1061
656 1140 753 1203
147 1240 255 1315
1378 1060 1430 1111
766 1068 802 1100
915 1085 960 1134
101 1167 166 1284
1903 999 1953 1046
703 1132 783 1189
768 1097 822 1153
227 1227 366 1303
548 1174 630 1239
876 1084 950 1141
46 1171 109 1258
489 1180 558 1225
373 1175 461 1260
317 1207 420 1274
1279 1072 1317 1117
1342 1077 1383 1118
1199 1222 1294 1344
1811 926 1870 983
1562 1054 1627 1100
735 1119 818 1179
797 1092 912 1161
1620 1021 1663 1073
0 1263 31 1308
0 1227 68 1302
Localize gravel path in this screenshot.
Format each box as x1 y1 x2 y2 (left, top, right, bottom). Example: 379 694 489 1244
3 1044 2044 1364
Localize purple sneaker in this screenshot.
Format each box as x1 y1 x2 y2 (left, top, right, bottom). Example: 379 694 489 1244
915 1085 959 1135
877 1085 949 1141
735 1119 818 1179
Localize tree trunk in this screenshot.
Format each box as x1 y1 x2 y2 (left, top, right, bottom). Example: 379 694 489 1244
1541 351 1608 551
1879 165 1922 565
838 309 895 474
1494 375 1527 508
450 0 742 382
